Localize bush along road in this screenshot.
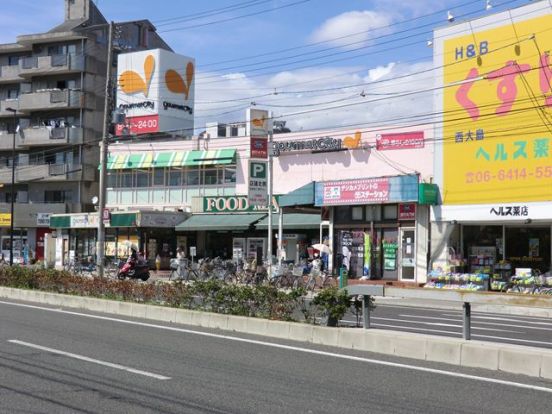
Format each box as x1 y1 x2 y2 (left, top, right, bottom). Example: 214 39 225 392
0 266 374 326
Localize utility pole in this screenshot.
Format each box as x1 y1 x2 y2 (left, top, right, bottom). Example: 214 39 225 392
6 107 17 265
97 21 114 277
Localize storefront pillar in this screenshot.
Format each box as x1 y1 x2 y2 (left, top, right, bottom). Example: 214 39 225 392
328 207 334 274
415 205 430 283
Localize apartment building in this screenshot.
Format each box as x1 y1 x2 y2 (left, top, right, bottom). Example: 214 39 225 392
0 0 171 261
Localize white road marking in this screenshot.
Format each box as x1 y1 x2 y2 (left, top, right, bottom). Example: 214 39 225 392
0 300 551 394
398 314 552 331
442 314 552 325
8 339 171 381
370 316 522 333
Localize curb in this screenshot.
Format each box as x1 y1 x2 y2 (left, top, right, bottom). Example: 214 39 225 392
1 286 551 380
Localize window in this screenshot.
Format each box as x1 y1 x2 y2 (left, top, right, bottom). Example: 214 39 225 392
365 205 382 221
383 204 398 220
186 169 199 186
153 168 165 186
44 190 72 203
120 172 132 187
7 88 19 99
352 206 363 221
107 173 117 188
223 166 236 184
169 168 182 186
135 170 150 187
203 168 220 185
8 56 19 66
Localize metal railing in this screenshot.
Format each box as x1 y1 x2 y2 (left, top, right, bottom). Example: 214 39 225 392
345 285 552 340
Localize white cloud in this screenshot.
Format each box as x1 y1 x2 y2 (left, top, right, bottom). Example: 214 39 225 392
194 60 434 134
367 62 396 81
309 10 394 50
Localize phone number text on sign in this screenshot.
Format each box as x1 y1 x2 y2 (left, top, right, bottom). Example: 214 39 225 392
322 178 390 205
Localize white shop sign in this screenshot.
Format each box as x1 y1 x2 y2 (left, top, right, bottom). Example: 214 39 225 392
432 201 552 222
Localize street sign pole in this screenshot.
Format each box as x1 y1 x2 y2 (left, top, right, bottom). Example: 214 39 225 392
267 127 273 276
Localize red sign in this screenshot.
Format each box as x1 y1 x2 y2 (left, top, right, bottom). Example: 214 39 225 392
399 203 417 220
115 115 159 136
102 208 111 223
319 178 390 205
376 131 424 151
250 137 268 159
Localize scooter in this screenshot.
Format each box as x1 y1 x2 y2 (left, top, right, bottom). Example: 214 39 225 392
117 257 150 281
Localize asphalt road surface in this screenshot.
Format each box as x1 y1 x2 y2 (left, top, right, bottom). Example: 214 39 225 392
342 302 552 349
1 298 551 413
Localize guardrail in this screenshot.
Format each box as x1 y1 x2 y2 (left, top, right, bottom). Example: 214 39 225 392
344 285 552 340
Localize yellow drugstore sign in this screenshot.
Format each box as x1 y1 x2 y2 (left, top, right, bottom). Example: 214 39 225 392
0 213 11 227
442 13 552 204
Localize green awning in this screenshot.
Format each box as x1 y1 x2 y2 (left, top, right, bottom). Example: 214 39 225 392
256 213 320 230
110 212 137 227
279 182 315 207
50 215 71 228
176 213 265 231
105 149 236 170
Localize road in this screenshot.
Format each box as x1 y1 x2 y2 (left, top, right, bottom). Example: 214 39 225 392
341 302 552 349
0 298 551 413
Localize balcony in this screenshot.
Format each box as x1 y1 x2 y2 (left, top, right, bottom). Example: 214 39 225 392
0 163 96 184
0 202 68 228
0 131 25 151
19 54 85 77
0 99 21 118
18 89 90 112
0 64 23 83
20 126 83 147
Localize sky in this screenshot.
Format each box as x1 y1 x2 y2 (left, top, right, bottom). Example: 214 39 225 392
0 0 539 133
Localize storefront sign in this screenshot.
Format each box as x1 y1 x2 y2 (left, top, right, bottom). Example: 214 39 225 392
315 175 419 207
139 213 183 227
316 178 390 206
399 203 417 220
116 48 195 136
376 131 424 151
438 12 552 204
102 208 111 224
248 161 268 207
247 108 270 137
272 131 362 157
70 214 89 228
0 213 11 227
36 213 51 227
250 137 268 159
418 183 439 205
202 195 278 213
432 201 551 222
383 242 398 271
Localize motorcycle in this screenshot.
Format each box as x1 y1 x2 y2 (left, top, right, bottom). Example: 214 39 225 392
117 256 150 281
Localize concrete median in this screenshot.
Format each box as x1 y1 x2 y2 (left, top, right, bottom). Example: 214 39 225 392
1 286 551 380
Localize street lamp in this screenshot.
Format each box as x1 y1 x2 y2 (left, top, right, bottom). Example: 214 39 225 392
5 107 17 266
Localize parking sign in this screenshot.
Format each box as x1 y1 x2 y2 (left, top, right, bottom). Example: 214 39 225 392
248 161 268 206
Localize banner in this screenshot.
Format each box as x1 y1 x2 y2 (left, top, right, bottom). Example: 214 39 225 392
363 233 371 277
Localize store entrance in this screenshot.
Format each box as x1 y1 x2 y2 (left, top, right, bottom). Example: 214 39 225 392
399 228 416 280
506 226 551 273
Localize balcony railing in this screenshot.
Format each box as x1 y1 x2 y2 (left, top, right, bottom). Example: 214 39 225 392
0 163 96 184
18 89 88 112
19 54 85 77
0 99 20 117
0 64 22 83
20 126 83 147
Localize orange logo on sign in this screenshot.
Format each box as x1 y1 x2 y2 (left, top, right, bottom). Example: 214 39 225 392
119 54 155 97
251 117 265 127
343 131 361 149
165 62 194 100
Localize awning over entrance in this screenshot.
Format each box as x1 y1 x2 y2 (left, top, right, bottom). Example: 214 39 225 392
256 213 320 229
105 149 236 170
278 182 315 207
176 213 266 231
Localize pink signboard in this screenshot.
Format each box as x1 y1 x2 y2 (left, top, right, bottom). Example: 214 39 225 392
115 115 159 136
320 178 390 205
376 131 424 150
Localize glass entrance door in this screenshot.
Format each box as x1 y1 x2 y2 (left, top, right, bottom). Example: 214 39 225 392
400 228 416 280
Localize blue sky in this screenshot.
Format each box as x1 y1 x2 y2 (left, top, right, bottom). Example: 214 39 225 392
0 0 536 131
